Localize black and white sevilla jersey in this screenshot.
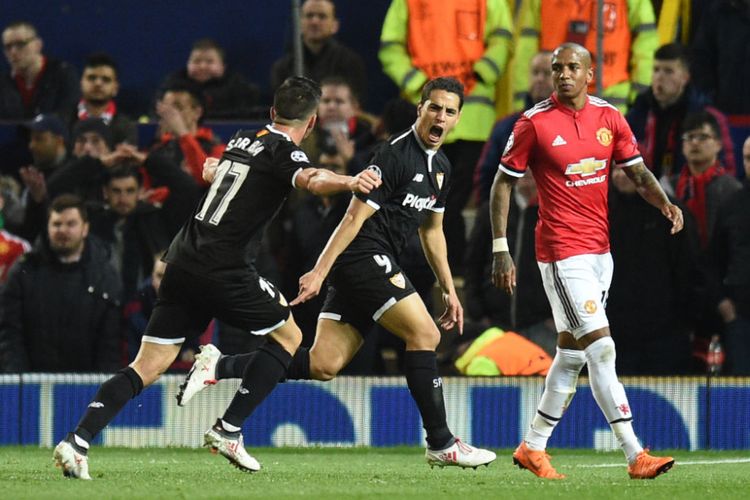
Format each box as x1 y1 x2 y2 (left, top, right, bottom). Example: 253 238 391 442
335 126 451 267
166 125 311 279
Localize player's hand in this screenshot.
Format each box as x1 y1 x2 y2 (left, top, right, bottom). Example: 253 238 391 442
438 291 464 334
202 157 220 183
348 169 382 194
661 203 683 234
290 269 326 306
491 252 516 295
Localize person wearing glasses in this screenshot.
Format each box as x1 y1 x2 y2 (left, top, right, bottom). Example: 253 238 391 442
0 21 78 120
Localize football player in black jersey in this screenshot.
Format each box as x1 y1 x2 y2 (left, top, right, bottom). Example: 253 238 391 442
53 76 381 479
181 78 496 469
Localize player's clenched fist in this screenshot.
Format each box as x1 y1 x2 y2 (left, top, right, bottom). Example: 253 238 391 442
348 169 382 194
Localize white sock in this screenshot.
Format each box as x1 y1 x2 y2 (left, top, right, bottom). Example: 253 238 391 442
584 337 643 462
73 434 90 449
525 348 586 451
220 419 241 433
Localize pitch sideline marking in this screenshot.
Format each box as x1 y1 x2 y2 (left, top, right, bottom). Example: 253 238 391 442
576 458 750 468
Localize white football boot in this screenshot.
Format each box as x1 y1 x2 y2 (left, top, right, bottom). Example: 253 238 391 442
53 440 92 480
176 344 221 406
425 438 496 469
204 421 261 472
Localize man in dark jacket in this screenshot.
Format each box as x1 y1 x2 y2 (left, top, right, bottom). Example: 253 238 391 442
0 21 79 119
626 43 736 187
270 0 366 102
88 165 170 301
0 194 122 373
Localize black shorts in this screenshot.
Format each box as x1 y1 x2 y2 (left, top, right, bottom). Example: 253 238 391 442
320 254 417 335
142 264 289 344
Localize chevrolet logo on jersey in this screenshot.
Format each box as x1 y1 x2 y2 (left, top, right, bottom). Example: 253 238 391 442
565 157 607 176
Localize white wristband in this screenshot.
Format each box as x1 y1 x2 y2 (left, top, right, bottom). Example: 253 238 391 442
492 237 509 253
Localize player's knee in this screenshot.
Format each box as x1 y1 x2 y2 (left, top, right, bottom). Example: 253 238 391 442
309 354 342 381
404 327 441 351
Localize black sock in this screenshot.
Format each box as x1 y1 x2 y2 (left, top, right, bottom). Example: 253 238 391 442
404 350 453 450
222 342 291 428
73 367 144 443
285 347 310 380
216 353 255 379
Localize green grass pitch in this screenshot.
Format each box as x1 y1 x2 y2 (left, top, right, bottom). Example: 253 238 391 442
2 446 749 499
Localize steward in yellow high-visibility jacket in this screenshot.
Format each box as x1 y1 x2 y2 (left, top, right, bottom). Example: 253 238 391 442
511 0 658 113
379 0 513 143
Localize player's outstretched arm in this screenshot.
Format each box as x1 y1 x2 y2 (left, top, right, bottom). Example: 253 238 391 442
296 168 382 196
489 170 517 295
418 211 463 334
290 197 376 305
623 162 684 234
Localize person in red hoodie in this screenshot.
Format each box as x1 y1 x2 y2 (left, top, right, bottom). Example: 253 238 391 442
151 81 225 188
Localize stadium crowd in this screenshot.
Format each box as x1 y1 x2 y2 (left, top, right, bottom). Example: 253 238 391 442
0 0 749 377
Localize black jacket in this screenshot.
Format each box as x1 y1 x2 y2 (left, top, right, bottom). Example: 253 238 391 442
160 69 260 120
0 57 79 119
0 236 122 373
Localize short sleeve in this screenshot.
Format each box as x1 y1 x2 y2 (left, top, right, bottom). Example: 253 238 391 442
275 142 312 187
499 116 536 178
354 148 405 210
612 111 642 167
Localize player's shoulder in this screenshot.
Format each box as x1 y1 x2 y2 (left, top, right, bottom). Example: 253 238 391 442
522 97 555 120
587 95 621 114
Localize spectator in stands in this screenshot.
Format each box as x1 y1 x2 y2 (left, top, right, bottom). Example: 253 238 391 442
627 43 736 193
379 0 513 274
74 53 137 146
676 111 741 249
711 136 750 374
301 76 375 172
608 167 700 374
17 113 68 240
691 0 750 115
511 0 658 112
475 51 554 204
0 194 122 373
0 21 78 119
271 0 367 103
88 165 170 301
0 188 30 283
464 170 555 355
160 38 260 120
151 82 225 188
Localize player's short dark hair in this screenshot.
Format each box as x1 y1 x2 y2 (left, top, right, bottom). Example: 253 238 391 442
84 52 119 78
191 38 225 62
273 76 322 123
654 43 690 70
48 194 88 222
104 164 142 186
682 110 721 139
420 77 464 110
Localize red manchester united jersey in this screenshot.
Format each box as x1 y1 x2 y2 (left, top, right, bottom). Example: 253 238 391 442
500 94 641 262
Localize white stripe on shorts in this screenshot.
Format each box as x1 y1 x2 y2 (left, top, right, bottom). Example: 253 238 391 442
141 335 185 345
372 297 397 321
319 312 342 321
251 318 287 336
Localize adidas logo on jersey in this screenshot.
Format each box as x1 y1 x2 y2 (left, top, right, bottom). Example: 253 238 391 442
552 135 567 147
